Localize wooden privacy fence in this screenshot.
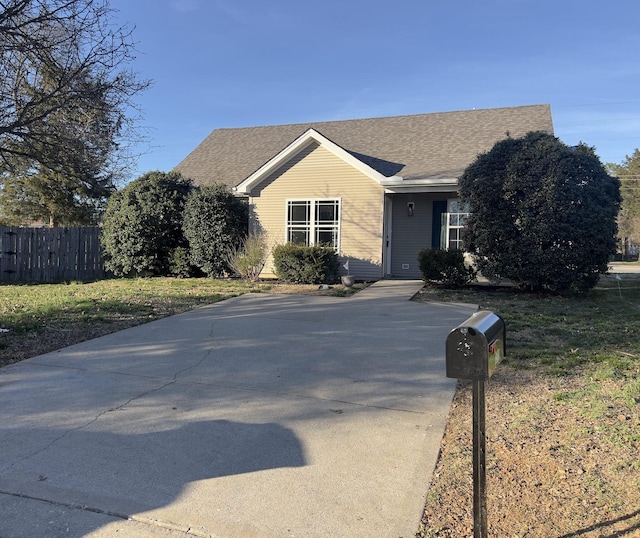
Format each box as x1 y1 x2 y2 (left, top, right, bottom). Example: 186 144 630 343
0 226 105 282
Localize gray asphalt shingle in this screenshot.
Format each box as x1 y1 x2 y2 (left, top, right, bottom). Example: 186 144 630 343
174 104 553 188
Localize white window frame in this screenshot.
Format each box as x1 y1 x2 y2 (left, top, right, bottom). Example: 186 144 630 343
285 198 341 250
445 199 469 250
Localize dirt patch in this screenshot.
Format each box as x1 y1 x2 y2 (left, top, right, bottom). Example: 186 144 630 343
415 281 640 537
419 367 640 537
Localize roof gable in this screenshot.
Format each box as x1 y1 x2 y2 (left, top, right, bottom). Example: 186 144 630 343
174 104 554 189
235 128 398 194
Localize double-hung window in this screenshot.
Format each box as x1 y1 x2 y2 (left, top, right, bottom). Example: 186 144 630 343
445 199 469 250
287 199 340 249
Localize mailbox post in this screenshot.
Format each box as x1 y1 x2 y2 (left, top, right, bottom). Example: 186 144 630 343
446 310 506 538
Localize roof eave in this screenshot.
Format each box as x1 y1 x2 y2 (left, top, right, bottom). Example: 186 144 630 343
380 177 459 193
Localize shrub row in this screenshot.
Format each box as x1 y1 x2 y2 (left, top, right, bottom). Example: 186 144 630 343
101 173 247 278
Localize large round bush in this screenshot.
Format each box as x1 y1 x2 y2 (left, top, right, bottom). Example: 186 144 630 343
459 132 620 293
101 171 192 276
182 184 248 277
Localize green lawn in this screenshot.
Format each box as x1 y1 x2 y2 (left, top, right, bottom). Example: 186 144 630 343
421 272 640 375
0 277 270 364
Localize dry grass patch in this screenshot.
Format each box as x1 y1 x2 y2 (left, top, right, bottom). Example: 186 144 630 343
417 274 640 537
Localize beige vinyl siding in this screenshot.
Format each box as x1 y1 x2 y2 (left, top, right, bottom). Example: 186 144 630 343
249 142 385 280
390 192 455 279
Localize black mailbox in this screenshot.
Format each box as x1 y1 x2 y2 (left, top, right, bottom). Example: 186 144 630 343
446 310 506 381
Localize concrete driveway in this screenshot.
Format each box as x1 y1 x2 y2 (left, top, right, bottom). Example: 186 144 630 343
0 281 476 538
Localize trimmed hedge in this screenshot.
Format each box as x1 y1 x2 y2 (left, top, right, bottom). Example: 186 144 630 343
417 248 476 287
272 243 340 284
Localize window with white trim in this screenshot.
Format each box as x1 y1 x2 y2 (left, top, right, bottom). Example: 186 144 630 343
446 199 469 250
286 199 340 249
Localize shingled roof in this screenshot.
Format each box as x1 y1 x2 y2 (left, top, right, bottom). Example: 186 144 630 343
174 104 553 188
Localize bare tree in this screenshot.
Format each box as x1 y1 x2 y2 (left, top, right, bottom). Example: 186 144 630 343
0 0 150 224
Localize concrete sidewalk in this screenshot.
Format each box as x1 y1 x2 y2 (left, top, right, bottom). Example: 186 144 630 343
0 281 477 538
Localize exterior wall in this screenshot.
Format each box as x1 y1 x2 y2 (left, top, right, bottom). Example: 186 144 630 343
389 192 456 279
249 142 386 280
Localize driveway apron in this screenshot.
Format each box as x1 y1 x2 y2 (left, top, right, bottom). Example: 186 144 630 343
0 281 477 538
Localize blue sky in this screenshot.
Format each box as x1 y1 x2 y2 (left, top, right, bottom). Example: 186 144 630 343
109 0 640 183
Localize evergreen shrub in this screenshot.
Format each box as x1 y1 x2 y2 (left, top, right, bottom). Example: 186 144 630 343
417 248 476 287
272 243 339 284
